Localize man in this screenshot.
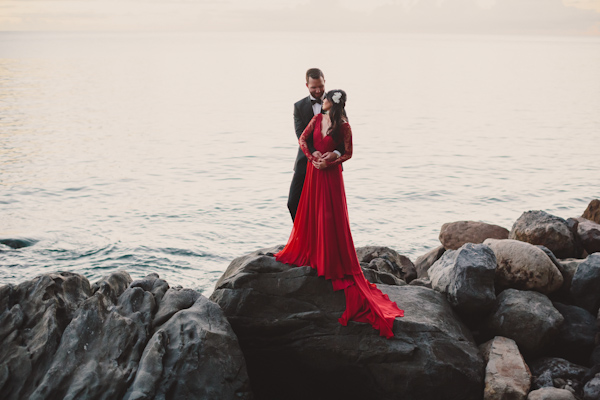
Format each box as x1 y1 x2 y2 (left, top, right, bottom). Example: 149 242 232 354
287 68 344 220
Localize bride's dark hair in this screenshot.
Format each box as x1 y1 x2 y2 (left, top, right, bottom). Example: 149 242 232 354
325 89 348 143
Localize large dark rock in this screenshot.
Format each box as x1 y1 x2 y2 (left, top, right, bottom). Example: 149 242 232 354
0 272 92 400
552 303 598 366
509 211 578 259
530 357 589 397
482 289 564 356
210 247 484 400
428 243 497 316
439 221 509 250
571 253 600 315
414 245 446 278
582 199 600 224
0 271 252 400
356 246 416 283
124 295 252 400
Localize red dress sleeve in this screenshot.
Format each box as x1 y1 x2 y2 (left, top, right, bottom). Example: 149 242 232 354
299 115 319 163
328 123 352 167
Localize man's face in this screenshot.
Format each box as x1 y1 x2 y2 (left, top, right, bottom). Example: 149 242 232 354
306 77 325 99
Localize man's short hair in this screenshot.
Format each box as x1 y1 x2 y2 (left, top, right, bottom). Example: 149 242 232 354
306 68 324 83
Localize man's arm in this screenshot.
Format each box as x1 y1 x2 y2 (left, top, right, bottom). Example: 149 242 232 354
294 102 316 154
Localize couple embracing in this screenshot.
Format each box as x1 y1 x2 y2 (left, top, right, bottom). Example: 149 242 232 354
275 68 404 339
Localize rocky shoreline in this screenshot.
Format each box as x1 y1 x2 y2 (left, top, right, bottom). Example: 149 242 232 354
1 199 599 400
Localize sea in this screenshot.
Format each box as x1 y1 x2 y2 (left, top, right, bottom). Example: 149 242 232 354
1 31 599 296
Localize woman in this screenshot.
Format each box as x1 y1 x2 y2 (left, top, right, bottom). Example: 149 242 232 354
275 90 404 338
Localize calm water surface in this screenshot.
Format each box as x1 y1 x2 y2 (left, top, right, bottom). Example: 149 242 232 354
1 32 599 295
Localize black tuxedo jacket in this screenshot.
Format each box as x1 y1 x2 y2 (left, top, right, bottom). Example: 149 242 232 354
292 96 345 173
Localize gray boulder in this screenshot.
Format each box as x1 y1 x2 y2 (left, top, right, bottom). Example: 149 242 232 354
414 245 446 278
571 253 600 314
552 303 598 366
510 211 578 259
356 246 416 283
527 387 576 400
439 220 509 250
530 357 589 396
480 336 531 400
483 289 564 356
428 243 497 316
484 239 563 294
210 247 484 400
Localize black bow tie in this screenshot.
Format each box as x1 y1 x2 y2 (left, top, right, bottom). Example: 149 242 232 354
311 98 322 105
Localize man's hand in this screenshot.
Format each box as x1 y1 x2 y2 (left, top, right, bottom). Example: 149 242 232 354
312 151 323 159
321 152 338 162
312 159 328 170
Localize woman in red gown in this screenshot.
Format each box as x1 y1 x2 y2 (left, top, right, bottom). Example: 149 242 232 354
275 90 404 339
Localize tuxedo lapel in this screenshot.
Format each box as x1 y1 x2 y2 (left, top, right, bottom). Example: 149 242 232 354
302 97 314 125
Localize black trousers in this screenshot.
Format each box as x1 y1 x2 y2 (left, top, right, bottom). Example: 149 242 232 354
287 170 306 221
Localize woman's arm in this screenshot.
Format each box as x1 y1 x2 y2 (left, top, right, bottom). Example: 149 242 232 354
327 123 352 167
299 116 318 162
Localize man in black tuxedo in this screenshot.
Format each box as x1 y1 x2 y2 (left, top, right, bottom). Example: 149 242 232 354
287 68 344 220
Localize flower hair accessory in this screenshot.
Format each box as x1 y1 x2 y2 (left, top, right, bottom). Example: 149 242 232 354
332 91 342 104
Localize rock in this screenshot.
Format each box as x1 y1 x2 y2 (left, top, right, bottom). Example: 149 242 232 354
152 287 201 328
527 387 577 400
356 246 417 283
483 289 564 356
210 247 484 400
0 237 38 249
124 296 252 400
583 199 600 224
530 357 589 396
552 303 598 366
571 254 600 314
509 211 578 259
480 336 531 400
484 239 564 294
409 277 432 288
566 218 587 259
414 245 446 278
0 272 92 400
439 221 509 250
0 271 252 400
428 243 497 316
552 258 586 303
583 373 600 400
362 268 406 286
577 218 600 255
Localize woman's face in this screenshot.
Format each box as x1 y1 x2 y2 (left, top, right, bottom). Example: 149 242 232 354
322 97 332 112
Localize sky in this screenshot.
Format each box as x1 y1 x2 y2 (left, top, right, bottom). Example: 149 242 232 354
0 0 599 35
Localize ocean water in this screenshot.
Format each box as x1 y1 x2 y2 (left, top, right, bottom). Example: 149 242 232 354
1 32 599 295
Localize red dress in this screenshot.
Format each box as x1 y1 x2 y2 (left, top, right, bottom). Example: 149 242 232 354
275 114 404 338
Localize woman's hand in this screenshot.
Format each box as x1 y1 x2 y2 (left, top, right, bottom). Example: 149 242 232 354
312 151 323 159
312 159 328 170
